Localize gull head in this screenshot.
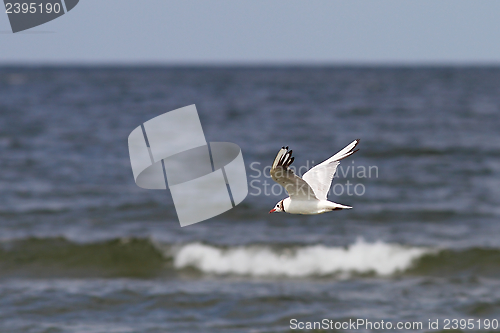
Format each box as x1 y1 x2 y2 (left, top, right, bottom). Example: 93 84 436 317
269 199 284 213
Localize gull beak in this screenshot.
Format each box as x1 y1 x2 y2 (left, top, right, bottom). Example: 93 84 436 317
269 209 276 214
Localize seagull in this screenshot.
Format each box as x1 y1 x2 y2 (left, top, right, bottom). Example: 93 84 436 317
269 139 360 214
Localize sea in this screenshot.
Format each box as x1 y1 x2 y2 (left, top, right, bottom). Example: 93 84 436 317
0 66 500 333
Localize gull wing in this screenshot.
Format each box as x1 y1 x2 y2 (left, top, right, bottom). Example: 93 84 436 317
302 139 360 200
270 147 317 201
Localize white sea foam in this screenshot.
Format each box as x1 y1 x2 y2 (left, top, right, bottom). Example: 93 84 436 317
173 239 430 277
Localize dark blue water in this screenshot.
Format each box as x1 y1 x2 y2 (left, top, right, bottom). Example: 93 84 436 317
1 67 500 332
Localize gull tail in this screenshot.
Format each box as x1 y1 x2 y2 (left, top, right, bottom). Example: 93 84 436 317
328 201 353 211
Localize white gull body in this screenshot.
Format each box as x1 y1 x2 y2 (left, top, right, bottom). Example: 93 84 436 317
269 139 360 215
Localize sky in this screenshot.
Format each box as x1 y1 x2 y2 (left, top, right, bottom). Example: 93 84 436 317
1 0 500 65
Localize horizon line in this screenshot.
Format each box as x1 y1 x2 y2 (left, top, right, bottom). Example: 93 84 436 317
2 61 500 68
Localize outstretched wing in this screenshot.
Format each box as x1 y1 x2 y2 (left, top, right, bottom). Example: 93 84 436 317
270 147 317 201
302 139 360 200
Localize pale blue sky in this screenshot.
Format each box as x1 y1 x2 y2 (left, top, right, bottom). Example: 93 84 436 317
1 0 500 64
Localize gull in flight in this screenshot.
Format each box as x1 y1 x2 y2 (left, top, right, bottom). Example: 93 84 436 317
269 139 360 214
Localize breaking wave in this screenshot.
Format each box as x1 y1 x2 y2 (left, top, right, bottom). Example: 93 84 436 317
4 237 500 279
173 239 430 277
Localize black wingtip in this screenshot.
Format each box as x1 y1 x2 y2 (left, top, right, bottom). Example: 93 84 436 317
276 147 295 169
